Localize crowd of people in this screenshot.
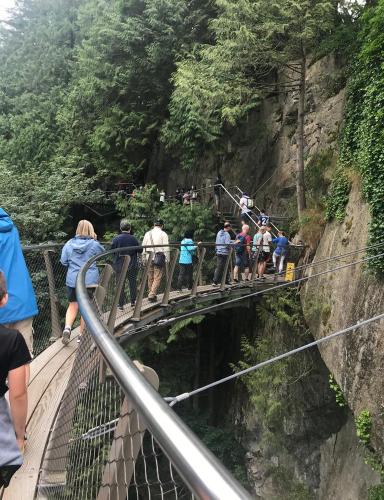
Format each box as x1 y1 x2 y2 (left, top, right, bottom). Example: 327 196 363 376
0 195 289 488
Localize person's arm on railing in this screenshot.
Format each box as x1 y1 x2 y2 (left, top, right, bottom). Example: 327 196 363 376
8 363 29 452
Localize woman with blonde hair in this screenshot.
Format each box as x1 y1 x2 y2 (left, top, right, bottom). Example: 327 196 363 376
60 220 104 344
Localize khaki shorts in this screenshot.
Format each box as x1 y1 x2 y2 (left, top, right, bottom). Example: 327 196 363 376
4 317 34 354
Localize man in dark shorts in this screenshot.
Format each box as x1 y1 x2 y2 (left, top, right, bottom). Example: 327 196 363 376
0 271 31 488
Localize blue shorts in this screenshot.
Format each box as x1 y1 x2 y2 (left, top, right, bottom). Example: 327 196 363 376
235 254 250 269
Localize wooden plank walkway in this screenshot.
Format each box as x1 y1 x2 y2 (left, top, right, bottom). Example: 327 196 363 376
3 275 283 499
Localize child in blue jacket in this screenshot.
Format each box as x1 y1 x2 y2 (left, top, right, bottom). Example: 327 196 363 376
60 220 104 344
177 230 198 291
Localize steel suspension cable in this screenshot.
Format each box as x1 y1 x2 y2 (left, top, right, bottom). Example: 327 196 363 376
166 312 384 407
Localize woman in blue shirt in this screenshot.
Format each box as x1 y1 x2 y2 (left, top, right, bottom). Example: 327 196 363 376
60 220 104 345
272 230 289 273
177 230 198 291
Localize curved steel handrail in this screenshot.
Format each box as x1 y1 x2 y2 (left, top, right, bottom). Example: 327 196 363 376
76 246 252 500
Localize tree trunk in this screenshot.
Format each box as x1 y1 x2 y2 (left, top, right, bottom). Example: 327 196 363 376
296 50 307 217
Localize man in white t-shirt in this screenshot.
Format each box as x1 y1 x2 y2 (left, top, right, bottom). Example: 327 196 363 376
256 226 272 279
142 220 169 302
239 192 252 223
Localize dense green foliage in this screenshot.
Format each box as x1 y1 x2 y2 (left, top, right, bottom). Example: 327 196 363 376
325 167 351 222
356 409 372 445
0 0 216 239
332 0 384 270
0 0 361 239
114 184 217 241
329 374 347 407
163 0 336 168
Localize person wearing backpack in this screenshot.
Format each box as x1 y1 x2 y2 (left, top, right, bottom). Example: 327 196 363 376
239 192 252 223
142 220 169 303
272 230 289 273
177 230 199 291
233 224 251 282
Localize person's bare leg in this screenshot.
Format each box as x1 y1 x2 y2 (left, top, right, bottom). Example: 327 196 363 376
233 266 239 280
65 302 79 328
258 261 263 278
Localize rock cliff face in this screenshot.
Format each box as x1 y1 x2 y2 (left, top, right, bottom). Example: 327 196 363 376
210 54 383 498
156 52 383 497
302 179 384 460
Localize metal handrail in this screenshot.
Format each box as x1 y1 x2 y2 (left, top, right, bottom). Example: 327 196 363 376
77 246 252 500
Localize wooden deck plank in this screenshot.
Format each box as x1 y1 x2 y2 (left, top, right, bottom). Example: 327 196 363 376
27 337 78 423
30 329 79 383
3 353 77 500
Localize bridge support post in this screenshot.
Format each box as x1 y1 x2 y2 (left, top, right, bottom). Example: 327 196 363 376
44 250 62 341
131 253 153 322
97 362 160 500
99 256 130 384
220 248 233 291
94 264 114 309
161 249 179 306
191 247 206 297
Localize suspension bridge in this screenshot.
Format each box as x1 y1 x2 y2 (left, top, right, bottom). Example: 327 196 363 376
2 186 381 499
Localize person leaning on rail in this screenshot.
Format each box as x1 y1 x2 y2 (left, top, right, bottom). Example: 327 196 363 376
0 271 31 490
60 220 104 345
0 207 37 384
142 219 169 303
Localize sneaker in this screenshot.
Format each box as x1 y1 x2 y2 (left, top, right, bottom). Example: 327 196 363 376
148 295 157 303
131 301 136 307
62 327 71 345
77 336 81 344
118 305 124 311
211 282 219 287
233 278 239 283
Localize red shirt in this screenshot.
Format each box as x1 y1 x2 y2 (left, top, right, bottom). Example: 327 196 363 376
240 232 252 253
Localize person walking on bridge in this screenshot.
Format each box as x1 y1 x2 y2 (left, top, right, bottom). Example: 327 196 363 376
233 224 251 282
60 220 104 345
0 208 37 378
272 230 289 273
212 222 237 286
142 219 169 303
111 220 142 309
255 226 272 280
0 271 31 488
177 230 199 291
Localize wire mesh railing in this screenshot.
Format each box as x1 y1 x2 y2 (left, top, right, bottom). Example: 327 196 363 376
23 244 65 356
